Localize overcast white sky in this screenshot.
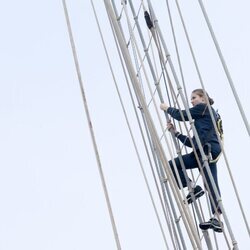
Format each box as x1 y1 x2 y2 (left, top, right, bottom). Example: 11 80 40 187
0 1 249 249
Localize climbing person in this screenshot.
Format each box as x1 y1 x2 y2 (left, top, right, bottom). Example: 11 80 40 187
160 88 223 232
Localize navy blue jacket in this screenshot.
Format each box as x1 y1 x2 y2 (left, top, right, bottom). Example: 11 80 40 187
167 103 221 154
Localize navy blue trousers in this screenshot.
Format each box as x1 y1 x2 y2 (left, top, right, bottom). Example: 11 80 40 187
169 150 221 214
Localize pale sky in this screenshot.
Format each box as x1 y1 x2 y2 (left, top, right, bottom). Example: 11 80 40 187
0 1 249 250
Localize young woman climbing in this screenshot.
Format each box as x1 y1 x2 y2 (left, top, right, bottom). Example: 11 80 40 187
160 88 223 232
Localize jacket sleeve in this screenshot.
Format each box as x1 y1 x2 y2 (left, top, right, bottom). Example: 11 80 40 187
176 133 192 147
167 104 206 121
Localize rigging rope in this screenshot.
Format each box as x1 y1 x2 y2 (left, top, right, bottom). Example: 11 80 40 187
92 1 172 248
198 0 250 137
62 1 122 249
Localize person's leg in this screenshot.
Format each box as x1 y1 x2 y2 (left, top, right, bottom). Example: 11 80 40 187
203 162 221 214
168 152 198 188
199 159 223 232
168 152 205 203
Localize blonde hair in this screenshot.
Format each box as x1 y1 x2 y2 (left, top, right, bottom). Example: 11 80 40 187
192 89 214 105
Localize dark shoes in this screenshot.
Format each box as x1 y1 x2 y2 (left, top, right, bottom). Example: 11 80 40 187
199 218 223 233
186 185 205 204
185 186 223 233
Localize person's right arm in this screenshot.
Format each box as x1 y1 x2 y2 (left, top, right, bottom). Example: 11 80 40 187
160 103 206 121
167 122 192 147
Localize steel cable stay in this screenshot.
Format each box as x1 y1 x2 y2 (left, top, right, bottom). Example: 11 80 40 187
197 0 250 137
62 1 122 249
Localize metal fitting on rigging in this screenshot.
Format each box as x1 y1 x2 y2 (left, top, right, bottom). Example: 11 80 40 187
144 11 153 29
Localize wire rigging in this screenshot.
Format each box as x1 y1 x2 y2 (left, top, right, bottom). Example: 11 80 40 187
62 1 122 249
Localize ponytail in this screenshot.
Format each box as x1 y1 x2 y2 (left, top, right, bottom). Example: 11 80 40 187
192 89 214 105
